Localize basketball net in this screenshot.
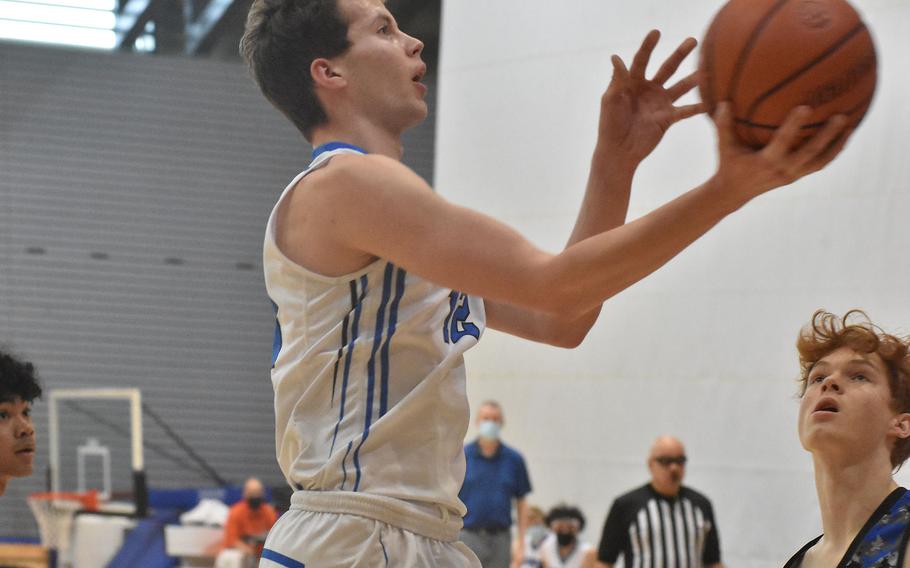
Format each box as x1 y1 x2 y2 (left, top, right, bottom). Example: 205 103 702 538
27 490 99 567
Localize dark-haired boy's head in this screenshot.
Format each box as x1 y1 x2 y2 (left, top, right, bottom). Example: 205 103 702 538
0 351 42 404
0 350 40 495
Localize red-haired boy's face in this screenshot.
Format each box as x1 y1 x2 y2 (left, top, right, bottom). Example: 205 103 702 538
798 347 910 464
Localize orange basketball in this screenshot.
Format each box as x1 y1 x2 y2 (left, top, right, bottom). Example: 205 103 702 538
698 0 877 148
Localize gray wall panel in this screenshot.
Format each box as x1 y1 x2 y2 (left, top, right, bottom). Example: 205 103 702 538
0 42 437 539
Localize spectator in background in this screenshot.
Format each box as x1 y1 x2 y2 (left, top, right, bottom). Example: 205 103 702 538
216 477 279 568
460 400 532 568
596 436 723 568
0 350 40 497
539 504 596 568
515 505 549 568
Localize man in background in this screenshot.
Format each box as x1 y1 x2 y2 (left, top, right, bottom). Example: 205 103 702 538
216 477 279 568
596 436 723 568
0 350 40 497
460 401 532 567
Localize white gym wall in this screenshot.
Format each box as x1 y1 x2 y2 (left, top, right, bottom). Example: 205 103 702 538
435 1 910 566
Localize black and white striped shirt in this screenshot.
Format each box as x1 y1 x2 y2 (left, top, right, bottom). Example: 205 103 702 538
597 484 721 568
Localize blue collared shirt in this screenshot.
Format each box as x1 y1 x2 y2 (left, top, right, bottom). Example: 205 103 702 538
459 440 532 529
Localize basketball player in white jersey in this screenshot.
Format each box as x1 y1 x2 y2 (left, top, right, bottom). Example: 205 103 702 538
240 0 850 565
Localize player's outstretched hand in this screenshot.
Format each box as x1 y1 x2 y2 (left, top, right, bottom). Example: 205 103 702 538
712 102 850 201
598 29 706 165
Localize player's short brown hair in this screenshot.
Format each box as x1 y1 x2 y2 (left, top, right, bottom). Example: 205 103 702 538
797 309 910 468
240 0 352 140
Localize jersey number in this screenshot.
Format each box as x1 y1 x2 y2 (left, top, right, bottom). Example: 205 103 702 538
444 291 479 344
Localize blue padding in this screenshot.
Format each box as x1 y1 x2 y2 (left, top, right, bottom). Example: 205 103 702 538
148 488 204 510
105 508 180 568
0 536 40 544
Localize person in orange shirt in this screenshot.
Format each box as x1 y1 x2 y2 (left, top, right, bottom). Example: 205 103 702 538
216 477 279 568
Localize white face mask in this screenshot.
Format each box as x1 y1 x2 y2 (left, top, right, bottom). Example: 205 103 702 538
478 420 501 440
527 525 549 547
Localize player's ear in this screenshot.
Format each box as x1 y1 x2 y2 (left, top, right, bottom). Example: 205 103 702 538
890 413 910 440
311 58 346 90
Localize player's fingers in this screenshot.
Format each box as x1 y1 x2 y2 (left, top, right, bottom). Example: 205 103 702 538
629 29 661 80
611 54 630 80
803 124 853 174
763 106 812 161
666 71 700 102
712 102 736 149
791 115 849 171
652 37 698 85
673 102 707 123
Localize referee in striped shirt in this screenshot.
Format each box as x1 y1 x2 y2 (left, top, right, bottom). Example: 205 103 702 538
595 436 723 568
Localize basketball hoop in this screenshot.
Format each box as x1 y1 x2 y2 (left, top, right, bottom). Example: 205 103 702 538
27 490 99 568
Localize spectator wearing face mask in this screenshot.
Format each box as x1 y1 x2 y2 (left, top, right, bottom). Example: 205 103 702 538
459 400 533 568
516 505 550 568
539 505 596 568
216 477 279 568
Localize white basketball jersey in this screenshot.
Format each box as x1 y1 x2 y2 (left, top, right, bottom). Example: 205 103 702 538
539 535 595 568
263 143 486 525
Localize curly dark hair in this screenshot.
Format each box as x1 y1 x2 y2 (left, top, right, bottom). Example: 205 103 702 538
797 309 910 469
0 350 42 404
240 0 352 141
545 504 586 531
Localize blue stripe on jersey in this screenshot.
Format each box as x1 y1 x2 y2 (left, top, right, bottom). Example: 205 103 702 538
442 290 458 343
379 267 407 417
352 263 395 492
261 548 306 568
379 532 389 565
329 276 368 458
270 301 282 368
340 440 353 490
331 287 356 406
312 141 367 159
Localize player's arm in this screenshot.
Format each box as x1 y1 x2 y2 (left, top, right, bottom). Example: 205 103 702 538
595 563 614 568
486 31 703 344
289 104 848 346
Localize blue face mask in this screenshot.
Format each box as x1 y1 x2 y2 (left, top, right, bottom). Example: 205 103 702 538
478 420 501 440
